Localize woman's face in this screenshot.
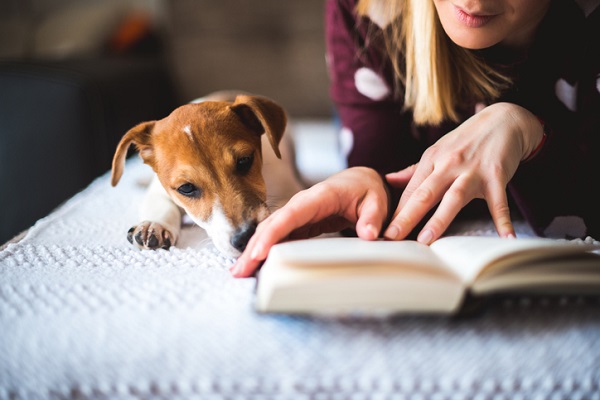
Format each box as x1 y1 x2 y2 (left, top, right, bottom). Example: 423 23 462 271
432 0 551 49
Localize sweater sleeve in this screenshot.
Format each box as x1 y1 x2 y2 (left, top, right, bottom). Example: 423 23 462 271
324 0 424 174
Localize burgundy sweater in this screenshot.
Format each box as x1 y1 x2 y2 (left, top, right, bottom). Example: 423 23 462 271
325 0 600 239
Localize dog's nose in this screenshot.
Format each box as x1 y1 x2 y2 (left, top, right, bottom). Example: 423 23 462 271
231 222 257 252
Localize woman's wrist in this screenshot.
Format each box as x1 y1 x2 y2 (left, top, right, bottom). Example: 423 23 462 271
500 102 546 161
523 116 548 162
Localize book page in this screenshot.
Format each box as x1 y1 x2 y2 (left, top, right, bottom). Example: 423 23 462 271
470 252 600 294
429 236 600 286
266 237 458 277
256 237 466 315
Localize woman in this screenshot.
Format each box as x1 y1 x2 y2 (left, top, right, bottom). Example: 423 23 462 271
231 0 599 277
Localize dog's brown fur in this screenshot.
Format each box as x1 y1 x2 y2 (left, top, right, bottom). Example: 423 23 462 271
111 92 300 256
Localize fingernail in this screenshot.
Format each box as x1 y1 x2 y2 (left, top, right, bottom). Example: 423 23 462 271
229 262 240 275
366 224 378 240
417 229 433 244
250 243 263 260
506 233 516 239
384 225 399 240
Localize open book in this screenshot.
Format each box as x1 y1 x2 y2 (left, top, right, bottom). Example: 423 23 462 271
255 236 600 315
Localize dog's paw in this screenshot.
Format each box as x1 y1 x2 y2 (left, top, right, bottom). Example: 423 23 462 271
127 221 173 250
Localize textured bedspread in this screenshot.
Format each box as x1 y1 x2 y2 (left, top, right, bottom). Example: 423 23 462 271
1 155 599 399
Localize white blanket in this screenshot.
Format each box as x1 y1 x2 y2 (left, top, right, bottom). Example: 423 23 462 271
1 151 599 399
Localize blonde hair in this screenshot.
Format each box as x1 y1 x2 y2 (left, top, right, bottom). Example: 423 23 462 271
356 0 511 125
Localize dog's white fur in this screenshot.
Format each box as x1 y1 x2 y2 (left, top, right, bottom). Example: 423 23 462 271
137 134 301 256
113 91 303 257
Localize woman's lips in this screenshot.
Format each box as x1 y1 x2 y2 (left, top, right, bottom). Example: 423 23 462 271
454 6 497 28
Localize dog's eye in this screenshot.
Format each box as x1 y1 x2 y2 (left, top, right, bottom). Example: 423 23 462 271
236 154 254 174
176 183 201 198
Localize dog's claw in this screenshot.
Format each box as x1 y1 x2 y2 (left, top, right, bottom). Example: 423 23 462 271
161 234 172 250
127 221 173 250
127 227 135 244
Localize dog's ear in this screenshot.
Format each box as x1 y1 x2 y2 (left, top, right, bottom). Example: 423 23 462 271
111 121 156 186
230 95 286 159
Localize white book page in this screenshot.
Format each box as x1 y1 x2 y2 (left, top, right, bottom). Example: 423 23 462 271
470 253 600 294
429 236 598 285
258 237 466 314
268 237 459 279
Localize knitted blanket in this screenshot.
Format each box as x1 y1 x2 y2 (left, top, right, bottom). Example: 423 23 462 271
1 157 599 399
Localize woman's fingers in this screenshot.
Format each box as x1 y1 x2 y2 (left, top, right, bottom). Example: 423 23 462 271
383 103 528 245
485 181 515 238
414 176 476 244
383 169 449 240
231 167 391 278
355 186 390 240
385 163 418 186
230 189 332 277
230 214 291 277
384 167 514 244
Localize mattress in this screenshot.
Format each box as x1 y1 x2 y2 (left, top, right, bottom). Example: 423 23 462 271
1 120 599 399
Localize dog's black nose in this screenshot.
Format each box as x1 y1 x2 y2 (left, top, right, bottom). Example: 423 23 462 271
231 222 257 252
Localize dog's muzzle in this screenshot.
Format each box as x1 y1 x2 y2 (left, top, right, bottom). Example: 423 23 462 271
230 222 258 252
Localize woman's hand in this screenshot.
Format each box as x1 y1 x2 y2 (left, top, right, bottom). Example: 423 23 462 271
384 102 545 244
230 167 390 277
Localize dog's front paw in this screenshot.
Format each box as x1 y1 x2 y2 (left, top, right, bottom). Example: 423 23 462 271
127 221 173 250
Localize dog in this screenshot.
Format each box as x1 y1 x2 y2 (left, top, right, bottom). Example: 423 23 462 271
110 91 303 257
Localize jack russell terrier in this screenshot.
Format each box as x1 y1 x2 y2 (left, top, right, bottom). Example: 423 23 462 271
111 91 303 257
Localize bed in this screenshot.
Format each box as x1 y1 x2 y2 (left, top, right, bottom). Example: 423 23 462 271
1 120 599 399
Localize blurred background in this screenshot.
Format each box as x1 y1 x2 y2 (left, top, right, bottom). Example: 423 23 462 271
0 0 334 244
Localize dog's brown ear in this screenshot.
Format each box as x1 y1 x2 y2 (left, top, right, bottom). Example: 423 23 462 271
111 121 156 186
230 95 286 159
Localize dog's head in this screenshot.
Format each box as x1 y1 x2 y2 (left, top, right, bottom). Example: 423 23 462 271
111 94 286 257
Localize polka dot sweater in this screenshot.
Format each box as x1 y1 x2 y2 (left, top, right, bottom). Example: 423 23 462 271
325 0 600 239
